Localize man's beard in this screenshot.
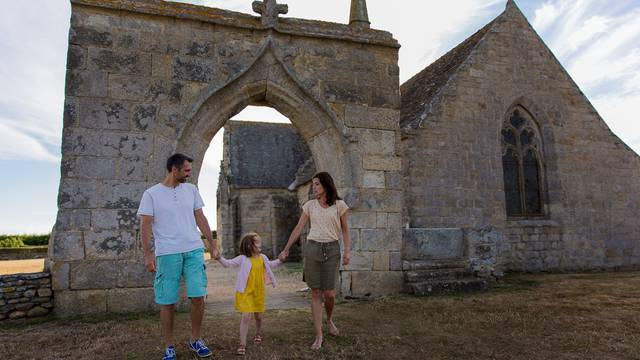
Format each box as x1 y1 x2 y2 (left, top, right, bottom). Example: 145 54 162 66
177 176 188 183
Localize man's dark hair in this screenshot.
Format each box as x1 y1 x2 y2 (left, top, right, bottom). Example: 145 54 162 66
166 153 193 172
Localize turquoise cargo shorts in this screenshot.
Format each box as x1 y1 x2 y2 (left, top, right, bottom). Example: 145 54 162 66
154 248 208 305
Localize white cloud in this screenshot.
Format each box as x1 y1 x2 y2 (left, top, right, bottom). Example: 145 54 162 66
0 121 59 163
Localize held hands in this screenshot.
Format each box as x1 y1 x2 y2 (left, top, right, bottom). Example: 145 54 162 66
278 248 289 262
210 245 221 260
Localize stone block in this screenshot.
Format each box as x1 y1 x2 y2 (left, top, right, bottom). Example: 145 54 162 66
85 230 136 260
92 209 139 230
9 311 26 320
389 251 402 271
373 251 390 271
351 271 403 296
51 262 70 290
344 105 399 130
363 171 385 188
55 209 91 231
66 70 108 97
385 171 403 189
324 81 369 104
356 128 396 155
361 229 402 251
79 98 132 130
67 45 87 70
107 288 157 313
131 104 158 131
87 48 151 75
376 213 388 228
116 261 154 288
69 26 113 46
58 179 98 209
152 54 172 78
117 156 147 181
357 189 402 212
64 156 117 180
402 228 464 260
54 289 107 316
27 306 50 317
98 181 149 209
37 288 53 297
339 271 352 296
349 212 377 229
23 289 36 298
344 251 372 271
108 74 151 101
363 155 401 171
51 232 84 261
15 303 34 311
147 79 184 104
370 87 400 109
63 97 79 127
70 261 118 289
173 56 216 83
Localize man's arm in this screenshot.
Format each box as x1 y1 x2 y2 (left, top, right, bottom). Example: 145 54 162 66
140 215 155 272
194 208 218 259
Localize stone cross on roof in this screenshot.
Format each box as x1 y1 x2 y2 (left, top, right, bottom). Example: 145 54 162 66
252 0 288 28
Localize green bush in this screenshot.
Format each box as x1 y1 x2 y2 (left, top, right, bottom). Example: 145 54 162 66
0 237 25 248
0 234 50 247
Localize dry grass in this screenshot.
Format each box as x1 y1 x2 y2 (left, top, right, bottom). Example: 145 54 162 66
2 272 640 360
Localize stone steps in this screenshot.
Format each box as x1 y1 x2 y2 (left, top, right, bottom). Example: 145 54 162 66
402 259 490 296
404 278 489 296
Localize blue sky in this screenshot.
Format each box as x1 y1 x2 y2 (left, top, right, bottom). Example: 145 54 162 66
1 0 639 234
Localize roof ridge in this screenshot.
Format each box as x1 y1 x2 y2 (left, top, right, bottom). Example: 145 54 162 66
400 13 503 129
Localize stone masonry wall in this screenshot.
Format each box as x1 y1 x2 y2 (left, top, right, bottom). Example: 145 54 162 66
53 0 402 314
402 3 640 272
0 272 53 321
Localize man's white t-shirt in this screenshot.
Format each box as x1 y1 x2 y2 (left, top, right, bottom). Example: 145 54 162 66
137 183 205 256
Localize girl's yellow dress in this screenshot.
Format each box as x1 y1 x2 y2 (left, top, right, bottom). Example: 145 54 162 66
235 255 266 313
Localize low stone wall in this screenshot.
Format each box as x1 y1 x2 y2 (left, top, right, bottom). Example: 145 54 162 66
0 246 48 260
0 272 53 321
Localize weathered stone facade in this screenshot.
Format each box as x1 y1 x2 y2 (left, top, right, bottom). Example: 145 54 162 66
53 0 402 315
400 0 640 282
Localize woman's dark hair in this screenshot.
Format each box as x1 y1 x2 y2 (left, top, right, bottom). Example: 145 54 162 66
313 172 341 206
239 232 259 257
166 153 193 172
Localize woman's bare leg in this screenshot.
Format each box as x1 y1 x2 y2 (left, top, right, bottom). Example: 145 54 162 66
311 288 324 349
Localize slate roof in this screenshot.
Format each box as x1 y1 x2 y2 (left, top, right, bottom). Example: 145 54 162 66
400 18 497 129
226 120 313 189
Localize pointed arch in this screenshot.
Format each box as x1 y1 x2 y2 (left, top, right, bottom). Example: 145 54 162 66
175 38 353 188
501 103 547 218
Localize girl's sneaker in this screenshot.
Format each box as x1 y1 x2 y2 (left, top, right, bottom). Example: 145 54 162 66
162 346 177 360
189 339 213 358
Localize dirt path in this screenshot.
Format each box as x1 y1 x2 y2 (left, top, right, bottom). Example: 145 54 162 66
0 259 44 275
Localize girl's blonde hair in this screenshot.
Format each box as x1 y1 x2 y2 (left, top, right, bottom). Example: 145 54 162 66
238 232 259 257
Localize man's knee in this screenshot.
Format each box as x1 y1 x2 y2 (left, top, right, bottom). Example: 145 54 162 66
190 296 204 305
322 290 335 300
311 289 323 299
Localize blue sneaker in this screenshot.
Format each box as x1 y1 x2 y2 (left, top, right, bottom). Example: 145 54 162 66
189 339 212 358
162 346 176 360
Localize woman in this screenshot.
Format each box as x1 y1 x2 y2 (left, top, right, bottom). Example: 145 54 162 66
278 172 351 350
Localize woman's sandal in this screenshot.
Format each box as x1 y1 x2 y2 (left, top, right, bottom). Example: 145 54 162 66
253 334 263 345
236 345 246 356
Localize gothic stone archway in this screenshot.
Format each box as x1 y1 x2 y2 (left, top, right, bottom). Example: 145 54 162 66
51 0 403 315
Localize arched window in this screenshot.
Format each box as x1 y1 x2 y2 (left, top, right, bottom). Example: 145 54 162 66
501 107 545 218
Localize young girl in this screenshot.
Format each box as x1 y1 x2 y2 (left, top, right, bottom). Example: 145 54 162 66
215 232 281 356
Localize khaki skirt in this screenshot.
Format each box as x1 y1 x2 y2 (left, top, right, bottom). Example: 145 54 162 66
303 240 341 290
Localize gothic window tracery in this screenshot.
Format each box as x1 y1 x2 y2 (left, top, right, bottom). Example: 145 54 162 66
501 107 545 218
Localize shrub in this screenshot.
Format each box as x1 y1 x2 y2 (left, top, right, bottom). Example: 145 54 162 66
22 234 50 246
0 237 25 248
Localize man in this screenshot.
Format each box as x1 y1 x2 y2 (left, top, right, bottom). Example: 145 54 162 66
137 153 219 360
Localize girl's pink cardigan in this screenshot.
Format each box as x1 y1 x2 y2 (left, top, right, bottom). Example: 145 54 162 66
217 254 281 293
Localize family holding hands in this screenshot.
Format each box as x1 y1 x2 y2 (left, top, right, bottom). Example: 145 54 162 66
138 154 350 359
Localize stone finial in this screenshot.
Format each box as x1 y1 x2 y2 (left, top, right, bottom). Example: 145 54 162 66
349 0 370 29
252 0 288 28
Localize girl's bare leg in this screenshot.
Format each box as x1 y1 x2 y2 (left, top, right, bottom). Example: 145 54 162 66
254 312 263 337
239 312 252 346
